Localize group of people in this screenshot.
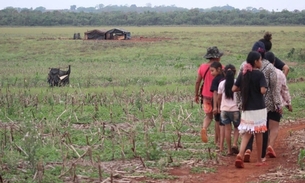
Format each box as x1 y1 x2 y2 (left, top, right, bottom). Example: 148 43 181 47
194 32 292 168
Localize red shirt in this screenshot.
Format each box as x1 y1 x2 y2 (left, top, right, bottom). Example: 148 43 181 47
198 63 214 98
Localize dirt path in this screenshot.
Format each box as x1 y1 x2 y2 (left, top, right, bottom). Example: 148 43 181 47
167 120 305 183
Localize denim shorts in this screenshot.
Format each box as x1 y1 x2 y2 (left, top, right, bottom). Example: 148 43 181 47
220 111 241 128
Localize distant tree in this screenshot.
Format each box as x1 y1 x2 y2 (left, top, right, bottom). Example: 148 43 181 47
97 4 104 9
70 5 76 11
34 6 46 12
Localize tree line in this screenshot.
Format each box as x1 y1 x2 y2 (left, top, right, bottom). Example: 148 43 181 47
1 5 305 26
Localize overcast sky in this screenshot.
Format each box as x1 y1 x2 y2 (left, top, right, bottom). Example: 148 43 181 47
1 0 305 11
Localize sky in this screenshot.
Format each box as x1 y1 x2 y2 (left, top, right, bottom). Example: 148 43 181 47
1 0 305 11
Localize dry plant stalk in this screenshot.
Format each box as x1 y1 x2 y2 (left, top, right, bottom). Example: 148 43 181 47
87 147 93 165
10 125 14 142
33 159 44 183
3 124 7 147
98 156 103 181
208 147 212 160
72 163 77 182
58 147 91 178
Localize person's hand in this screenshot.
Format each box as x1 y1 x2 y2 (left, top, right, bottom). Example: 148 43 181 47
213 108 218 115
286 104 293 112
195 95 199 104
276 106 283 115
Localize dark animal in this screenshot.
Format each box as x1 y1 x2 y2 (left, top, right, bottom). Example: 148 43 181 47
47 65 71 87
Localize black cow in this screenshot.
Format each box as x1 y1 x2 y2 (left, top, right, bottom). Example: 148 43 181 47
47 65 71 87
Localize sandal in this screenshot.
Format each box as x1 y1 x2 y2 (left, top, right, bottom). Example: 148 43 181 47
201 128 208 143
267 146 276 158
244 149 251 162
235 154 244 168
232 146 239 154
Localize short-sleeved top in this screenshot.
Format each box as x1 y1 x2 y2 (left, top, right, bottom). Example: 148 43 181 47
274 57 285 70
210 74 225 92
198 63 214 98
235 70 267 110
218 79 239 111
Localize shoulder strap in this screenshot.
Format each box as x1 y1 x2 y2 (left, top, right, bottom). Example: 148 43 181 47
203 67 209 80
261 62 270 72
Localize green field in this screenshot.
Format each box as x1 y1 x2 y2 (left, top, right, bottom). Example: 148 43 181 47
0 26 305 182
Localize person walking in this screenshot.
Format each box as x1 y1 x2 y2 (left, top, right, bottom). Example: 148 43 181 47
233 51 268 168
263 51 293 158
259 32 290 76
194 46 223 143
238 41 282 163
217 64 240 155
209 61 225 150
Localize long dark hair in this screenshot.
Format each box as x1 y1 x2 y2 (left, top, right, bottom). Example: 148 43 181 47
241 51 261 110
210 61 223 75
264 51 275 64
224 64 236 100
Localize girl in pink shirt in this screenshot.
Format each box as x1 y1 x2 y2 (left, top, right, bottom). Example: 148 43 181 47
218 64 240 155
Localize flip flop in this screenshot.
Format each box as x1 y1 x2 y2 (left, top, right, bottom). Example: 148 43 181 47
235 154 244 168
267 146 276 158
201 128 208 143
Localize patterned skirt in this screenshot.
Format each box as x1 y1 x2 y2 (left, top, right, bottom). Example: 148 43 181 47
238 108 267 134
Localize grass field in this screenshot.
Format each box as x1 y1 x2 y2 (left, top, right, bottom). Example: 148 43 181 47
0 26 305 182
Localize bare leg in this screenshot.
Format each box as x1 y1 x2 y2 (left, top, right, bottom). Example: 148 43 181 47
233 127 239 147
255 133 263 163
201 113 213 143
225 124 232 154
215 121 220 146
237 133 252 159
203 113 213 129
219 124 225 151
268 119 279 147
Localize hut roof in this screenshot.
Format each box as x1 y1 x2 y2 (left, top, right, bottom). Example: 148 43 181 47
107 28 130 33
85 29 108 34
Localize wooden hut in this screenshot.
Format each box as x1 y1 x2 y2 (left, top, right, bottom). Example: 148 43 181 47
84 29 107 40
105 28 131 40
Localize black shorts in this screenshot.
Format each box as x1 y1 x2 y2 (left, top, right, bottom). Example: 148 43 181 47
267 111 281 122
214 113 225 126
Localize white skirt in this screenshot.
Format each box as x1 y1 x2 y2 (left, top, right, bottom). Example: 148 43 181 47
238 108 267 134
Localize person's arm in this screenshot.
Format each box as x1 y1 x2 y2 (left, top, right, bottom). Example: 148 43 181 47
261 87 267 94
275 57 289 76
217 93 222 111
280 73 292 111
268 66 282 113
259 71 268 95
282 64 289 77
194 73 202 104
233 73 242 92
213 91 218 114
217 83 223 112
232 85 240 92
